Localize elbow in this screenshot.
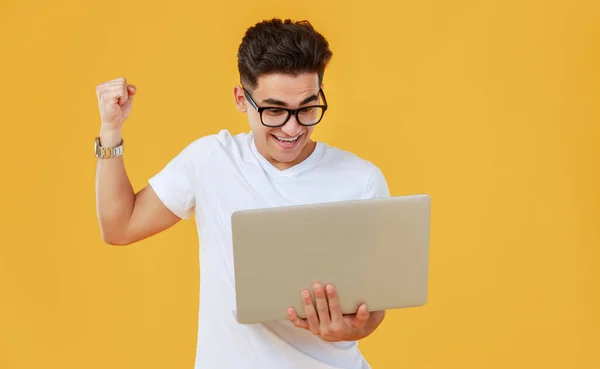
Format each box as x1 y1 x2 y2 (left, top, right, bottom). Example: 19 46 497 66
103 237 132 246
100 227 133 246
102 234 132 246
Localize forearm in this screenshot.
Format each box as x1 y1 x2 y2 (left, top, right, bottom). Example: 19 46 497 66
95 127 135 245
346 310 386 341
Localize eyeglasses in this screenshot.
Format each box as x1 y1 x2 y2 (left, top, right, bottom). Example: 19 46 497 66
243 87 328 128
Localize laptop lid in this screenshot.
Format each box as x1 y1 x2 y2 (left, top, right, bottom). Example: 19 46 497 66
231 194 431 324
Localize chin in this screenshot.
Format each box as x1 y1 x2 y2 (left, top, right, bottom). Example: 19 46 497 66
269 147 304 163
266 141 304 163
272 152 301 164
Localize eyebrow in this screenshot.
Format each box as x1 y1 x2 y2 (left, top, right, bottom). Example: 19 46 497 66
261 93 319 107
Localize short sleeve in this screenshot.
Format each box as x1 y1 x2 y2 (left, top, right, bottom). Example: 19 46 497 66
148 141 202 220
364 166 390 199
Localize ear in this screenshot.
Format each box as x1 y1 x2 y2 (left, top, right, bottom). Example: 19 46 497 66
233 85 247 113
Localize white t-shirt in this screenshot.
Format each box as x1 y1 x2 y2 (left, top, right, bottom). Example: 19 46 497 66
148 129 390 369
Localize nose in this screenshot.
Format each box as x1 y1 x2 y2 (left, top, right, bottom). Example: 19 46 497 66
281 114 302 136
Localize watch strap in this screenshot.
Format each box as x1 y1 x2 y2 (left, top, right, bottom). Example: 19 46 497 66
95 137 124 159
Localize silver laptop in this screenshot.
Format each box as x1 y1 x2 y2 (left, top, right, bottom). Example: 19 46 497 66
231 194 431 324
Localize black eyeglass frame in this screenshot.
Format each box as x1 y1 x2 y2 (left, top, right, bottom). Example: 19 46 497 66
243 87 329 127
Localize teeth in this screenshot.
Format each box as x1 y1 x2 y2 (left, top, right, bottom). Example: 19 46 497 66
276 135 300 142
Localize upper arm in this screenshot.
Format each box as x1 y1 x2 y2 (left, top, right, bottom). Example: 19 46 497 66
122 184 183 244
119 139 206 245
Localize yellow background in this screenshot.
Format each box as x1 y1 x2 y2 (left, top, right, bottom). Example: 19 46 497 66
1 0 598 368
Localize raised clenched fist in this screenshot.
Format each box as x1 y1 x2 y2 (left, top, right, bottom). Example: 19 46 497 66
96 77 137 128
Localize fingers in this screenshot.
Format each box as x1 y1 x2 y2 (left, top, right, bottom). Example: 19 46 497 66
348 304 370 329
95 77 136 125
313 283 331 326
287 307 309 330
290 283 371 341
301 289 320 335
117 79 129 106
325 284 343 324
96 77 127 95
118 83 137 106
293 283 367 339
96 78 133 103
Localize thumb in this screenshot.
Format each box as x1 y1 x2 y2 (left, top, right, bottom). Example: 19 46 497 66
127 84 137 97
350 304 370 329
119 85 136 113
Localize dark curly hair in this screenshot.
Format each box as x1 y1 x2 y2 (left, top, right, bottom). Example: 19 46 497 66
237 18 333 91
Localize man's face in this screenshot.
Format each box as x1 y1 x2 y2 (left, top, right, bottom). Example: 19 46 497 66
234 72 323 170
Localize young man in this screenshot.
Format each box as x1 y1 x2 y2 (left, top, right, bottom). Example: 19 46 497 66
95 18 389 369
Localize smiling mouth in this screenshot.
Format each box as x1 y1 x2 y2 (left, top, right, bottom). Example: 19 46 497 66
272 132 304 143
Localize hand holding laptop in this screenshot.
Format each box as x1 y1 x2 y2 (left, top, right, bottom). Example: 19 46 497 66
286 282 385 342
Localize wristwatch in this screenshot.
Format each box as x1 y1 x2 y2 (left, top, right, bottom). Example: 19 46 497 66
94 137 124 159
